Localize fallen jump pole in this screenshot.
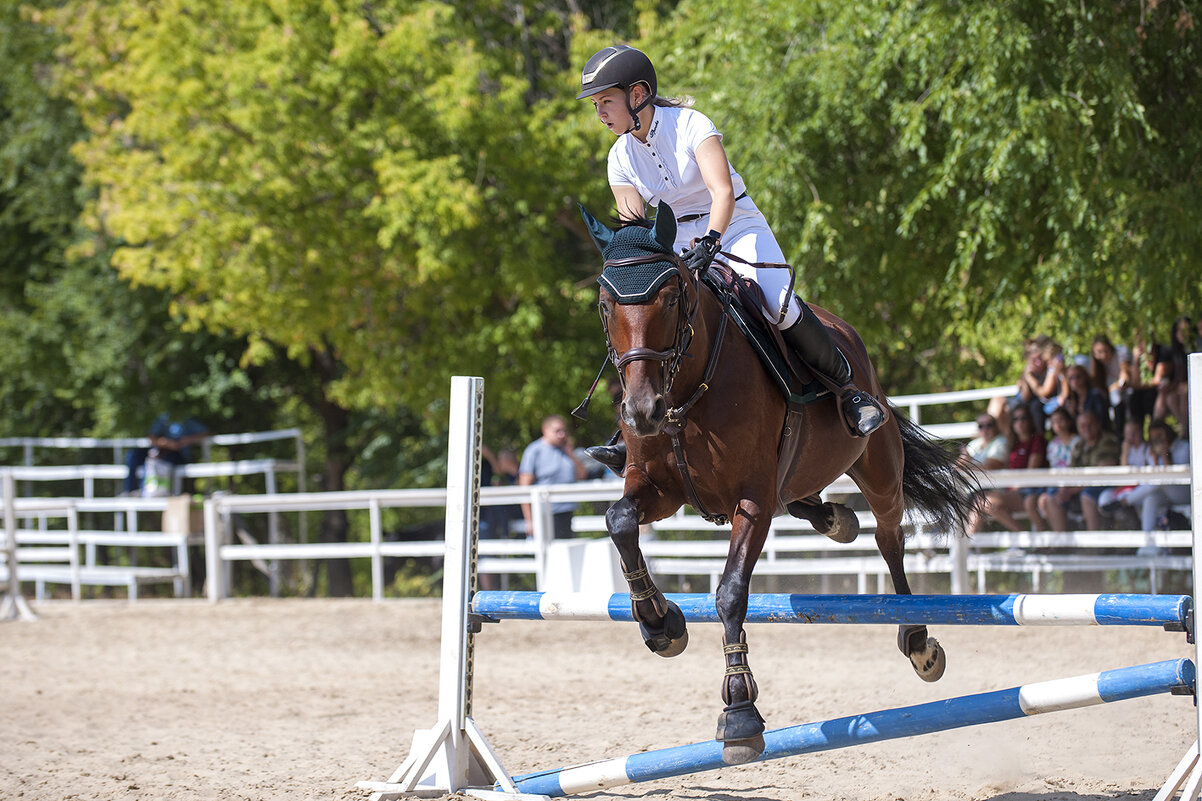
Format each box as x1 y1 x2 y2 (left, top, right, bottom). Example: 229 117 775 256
506 658 1195 798
472 591 1191 629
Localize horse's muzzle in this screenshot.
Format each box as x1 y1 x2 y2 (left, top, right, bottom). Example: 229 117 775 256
622 392 668 437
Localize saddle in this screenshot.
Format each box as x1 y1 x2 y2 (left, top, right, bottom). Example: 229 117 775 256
701 258 842 517
699 258 829 407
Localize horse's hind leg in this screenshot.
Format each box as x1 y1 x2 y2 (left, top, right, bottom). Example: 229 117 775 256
877 523 946 681
606 495 688 657
714 501 771 765
852 433 947 683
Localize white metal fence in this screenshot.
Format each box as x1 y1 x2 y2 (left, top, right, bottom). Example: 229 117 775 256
2 382 1194 603
197 464 1192 601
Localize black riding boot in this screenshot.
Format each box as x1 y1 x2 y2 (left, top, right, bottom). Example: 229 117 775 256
586 438 627 475
780 303 886 437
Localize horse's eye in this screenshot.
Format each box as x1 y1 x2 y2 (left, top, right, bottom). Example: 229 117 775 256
599 299 611 316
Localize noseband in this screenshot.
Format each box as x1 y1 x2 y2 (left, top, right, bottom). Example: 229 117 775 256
600 254 699 398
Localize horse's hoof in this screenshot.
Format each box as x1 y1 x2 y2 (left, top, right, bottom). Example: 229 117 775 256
721 736 765 766
716 699 765 761
717 701 765 764
638 600 689 658
825 504 859 544
909 636 946 682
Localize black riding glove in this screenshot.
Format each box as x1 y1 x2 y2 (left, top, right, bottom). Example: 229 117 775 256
682 230 722 273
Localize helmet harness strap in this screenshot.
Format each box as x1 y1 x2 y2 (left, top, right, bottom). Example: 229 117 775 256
623 83 652 134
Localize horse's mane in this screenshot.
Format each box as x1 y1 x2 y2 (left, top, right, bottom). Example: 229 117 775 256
613 214 654 230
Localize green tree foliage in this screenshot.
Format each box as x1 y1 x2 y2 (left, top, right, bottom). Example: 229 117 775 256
658 0 1200 390
48 1 618 444
9 0 1199 497
42 0 625 592
0 1 317 598
1 1 279 442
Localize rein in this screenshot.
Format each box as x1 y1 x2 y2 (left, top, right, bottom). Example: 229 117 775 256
600 253 733 525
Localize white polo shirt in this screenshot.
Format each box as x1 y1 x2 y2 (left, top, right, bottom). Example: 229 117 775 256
606 106 747 221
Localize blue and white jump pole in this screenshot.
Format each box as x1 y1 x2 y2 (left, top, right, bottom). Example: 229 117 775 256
472 590 1190 629
506 658 1194 798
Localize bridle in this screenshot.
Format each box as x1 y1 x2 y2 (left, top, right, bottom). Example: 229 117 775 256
599 254 700 401
600 253 733 524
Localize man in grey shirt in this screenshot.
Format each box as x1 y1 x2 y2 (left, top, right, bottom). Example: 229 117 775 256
519 414 588 539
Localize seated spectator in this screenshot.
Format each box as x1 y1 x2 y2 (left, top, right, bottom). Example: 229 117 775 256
1008 335 1064 432
123 414 211 496
958 413 1009 471
1097 420 1150 523
968 407 1047 534
1089 334 1132 435
1036 410 1120 533
1026 407 1080 530
1057 364 1109 427
1118 420 1191 553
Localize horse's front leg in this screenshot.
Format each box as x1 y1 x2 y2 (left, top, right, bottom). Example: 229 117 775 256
606 492 688 658
714 499 771 765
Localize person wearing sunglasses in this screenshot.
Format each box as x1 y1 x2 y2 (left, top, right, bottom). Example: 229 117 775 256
959 414 1009 471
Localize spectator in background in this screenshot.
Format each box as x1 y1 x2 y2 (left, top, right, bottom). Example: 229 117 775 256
519 414 588 540
959 413 1009 472
1026 406 1080 530
1097 420 1151 526
1058 364 1110 427
1127 331 1161 433
1036 410 1120 533
1153 316 1194 428
123 414 211 496
480 445 521 540
968 406 1047 534
1089 335 1131 435
1009 335 1063 432
1119 420 1191 554
479 445 521 591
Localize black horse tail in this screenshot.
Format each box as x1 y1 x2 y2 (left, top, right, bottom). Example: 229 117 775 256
894 409 981 537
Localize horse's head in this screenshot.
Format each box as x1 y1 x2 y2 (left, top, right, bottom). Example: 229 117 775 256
581 202 699 437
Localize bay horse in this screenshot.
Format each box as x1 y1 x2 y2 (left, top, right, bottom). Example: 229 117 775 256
578 202 979 765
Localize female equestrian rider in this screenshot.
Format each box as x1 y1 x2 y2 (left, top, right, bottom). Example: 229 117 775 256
578 45 885 471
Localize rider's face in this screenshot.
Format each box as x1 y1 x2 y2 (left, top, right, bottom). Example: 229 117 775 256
591 87 636 134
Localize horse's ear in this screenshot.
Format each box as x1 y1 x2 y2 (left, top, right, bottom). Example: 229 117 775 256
578 204 613 252
650 201 677 251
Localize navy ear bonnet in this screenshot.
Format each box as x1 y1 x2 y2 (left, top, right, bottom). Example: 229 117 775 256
598 224 680 304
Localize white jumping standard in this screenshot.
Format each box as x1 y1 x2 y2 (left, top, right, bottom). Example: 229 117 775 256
360 360 1202 800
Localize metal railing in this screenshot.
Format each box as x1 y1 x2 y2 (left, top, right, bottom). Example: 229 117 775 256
199 464 1191 602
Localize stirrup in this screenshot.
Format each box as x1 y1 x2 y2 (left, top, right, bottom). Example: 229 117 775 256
585 442 626 474
840 388 886 437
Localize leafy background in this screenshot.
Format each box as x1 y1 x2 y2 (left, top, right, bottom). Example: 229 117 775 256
2 0 1198 590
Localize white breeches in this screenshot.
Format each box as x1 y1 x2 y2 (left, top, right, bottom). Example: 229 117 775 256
674 199 802 328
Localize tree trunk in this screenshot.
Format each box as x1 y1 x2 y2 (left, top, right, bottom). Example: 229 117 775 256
318 394 353 596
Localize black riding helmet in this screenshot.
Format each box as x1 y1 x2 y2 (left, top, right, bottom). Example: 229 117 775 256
577 45 656 132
